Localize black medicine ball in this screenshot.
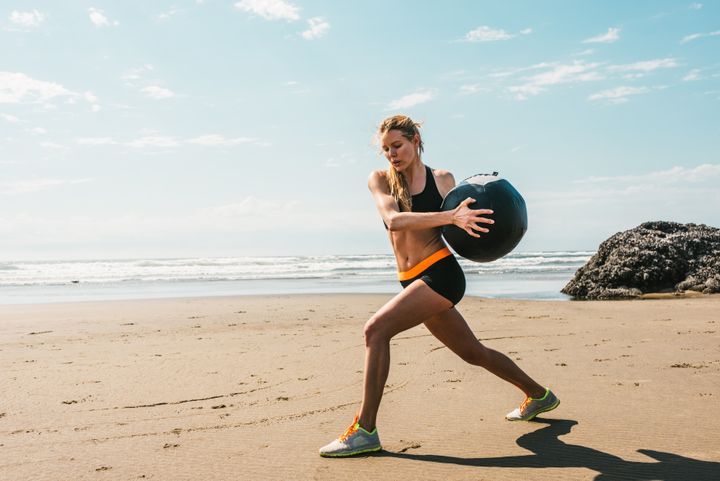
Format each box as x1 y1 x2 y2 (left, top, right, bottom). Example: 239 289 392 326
441 173 527 263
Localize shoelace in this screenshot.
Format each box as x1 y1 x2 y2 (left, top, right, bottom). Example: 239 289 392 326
339 415 360 442
519 397 532 413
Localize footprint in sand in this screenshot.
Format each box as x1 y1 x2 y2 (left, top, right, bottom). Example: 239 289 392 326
397 441 422 453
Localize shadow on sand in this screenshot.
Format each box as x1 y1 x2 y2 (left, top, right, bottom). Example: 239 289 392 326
380 419 719 480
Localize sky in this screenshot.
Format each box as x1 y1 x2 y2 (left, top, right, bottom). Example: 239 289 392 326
1 0 719 260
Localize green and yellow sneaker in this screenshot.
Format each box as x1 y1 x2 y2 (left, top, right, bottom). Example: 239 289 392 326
319 415 382 457
506 388 560 421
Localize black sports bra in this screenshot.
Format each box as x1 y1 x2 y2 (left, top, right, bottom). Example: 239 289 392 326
383 165 443 229
411 165 443 213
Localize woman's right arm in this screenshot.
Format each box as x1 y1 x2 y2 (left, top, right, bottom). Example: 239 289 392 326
367 171 493 237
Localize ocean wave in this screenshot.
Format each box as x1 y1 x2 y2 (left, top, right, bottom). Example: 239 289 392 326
0 251 590 287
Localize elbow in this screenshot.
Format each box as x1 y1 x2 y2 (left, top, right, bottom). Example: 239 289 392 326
386 215 401 231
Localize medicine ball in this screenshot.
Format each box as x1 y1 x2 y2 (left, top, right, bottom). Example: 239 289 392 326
441 173 527 262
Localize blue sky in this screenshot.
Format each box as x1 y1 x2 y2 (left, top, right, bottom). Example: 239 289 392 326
1 0 718 260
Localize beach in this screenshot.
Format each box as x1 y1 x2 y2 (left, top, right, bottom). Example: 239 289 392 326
1 294 719 480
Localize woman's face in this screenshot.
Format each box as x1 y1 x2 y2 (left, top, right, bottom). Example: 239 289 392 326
380 129 418 172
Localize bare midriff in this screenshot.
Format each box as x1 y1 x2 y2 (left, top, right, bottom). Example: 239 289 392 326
389 227 448 274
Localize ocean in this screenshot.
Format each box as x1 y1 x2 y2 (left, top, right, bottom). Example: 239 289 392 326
0 251 593 304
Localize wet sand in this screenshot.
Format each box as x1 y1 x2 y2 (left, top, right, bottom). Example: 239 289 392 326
1 294 719 480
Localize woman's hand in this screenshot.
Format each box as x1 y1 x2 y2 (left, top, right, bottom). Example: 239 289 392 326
452 197 494 238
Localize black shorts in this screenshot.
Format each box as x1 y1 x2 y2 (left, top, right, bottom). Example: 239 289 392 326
398 249 466 306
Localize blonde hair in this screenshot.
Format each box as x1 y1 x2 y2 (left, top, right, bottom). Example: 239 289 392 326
378 115 424 212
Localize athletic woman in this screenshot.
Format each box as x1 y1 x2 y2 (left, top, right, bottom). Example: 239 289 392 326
319 115 559 457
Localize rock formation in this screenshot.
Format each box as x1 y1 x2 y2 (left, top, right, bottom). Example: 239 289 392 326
562 221 720 300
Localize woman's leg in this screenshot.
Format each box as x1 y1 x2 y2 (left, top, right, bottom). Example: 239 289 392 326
358 280 452 431
423 307 545 398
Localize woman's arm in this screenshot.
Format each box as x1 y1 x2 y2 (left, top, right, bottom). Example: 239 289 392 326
368 170 494 237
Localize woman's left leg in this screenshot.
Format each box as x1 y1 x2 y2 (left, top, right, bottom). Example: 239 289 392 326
423 307 546 398
358 279 453 431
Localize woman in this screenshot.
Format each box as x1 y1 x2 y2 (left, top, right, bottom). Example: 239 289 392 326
319 115 559 457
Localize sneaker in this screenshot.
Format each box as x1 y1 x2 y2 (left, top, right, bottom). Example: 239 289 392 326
506 388 560 421
319 415 382 457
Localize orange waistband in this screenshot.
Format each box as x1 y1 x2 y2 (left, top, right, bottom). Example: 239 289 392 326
397 247 452 281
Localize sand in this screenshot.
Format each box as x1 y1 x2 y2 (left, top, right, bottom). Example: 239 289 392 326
1 294 719 480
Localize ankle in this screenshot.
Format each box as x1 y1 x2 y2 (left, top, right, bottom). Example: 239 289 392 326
357 416 376 432
528 387 547 399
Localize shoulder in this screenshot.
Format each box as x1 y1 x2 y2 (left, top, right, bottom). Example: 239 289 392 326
430 167 456 193
368 169 390 192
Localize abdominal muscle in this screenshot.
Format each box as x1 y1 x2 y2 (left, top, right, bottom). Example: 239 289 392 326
389 227 447 273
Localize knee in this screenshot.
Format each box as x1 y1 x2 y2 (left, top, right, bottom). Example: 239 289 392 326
363 316 389 346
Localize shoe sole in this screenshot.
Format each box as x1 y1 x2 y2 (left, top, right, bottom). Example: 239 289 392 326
319 445 382 458
506 399 560 422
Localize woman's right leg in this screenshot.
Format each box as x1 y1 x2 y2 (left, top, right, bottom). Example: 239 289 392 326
423 307 546 398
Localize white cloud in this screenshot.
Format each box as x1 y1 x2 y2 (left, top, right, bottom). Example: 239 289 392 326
690 3 703 9
88 8 119 27
91 104 101 112
573 49 595 57
462 25 531 42
386 89 436 110
587 85 652 103
0 72 76 104
495 57 679 100
301 17 329 39
234 0 300 21
77 134 263 148
324 152 356 168
200 196 298 218
10 10 45 28
1 178 92 195
508 61 603 99
681 33 703 44
76 137 118 145
187 134 256 145
574 164 720 185
1 113 20 123
141 85 175 99
459 84 489 95
157 7 183 21
463 26 513 42
0 196 351 251
30 127 47 135
582 27 620 44
525 163 720 240
681 30 720 43
40 141 65 150
608 58 678 72
489 62 555 79
126 136 180 148
683 69 701 81
121 65 154 84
